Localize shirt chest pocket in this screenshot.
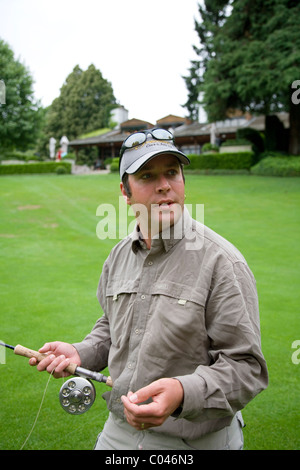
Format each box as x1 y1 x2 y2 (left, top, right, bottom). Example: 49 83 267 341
147 281 210 363
105 279 139 347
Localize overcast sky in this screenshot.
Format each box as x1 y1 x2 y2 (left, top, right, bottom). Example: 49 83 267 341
0 0 201 124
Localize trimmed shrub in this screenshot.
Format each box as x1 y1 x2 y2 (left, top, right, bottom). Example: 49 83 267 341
0 161 72 175
187 152 254 170
110 158 119 172
221 139 251 147
251 156 300 177
202 143 219 153
56 166 68 175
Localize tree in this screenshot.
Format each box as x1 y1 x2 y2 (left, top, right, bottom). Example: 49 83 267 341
0 39 42 152
184 0 300 154
46 64 116 141
182 0 230 120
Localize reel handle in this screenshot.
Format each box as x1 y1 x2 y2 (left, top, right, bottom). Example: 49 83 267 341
14 344 78 375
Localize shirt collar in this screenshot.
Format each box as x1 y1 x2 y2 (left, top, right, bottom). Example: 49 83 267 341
130 206 193 254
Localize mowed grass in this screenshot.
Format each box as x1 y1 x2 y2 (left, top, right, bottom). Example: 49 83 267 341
0 172 299 450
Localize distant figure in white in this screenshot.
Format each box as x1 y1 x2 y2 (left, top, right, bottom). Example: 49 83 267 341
49 137 56 159
60 136 69 157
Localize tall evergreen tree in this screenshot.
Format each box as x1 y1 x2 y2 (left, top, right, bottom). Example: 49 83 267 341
46 64 116 141
182 0 230 121
184 0 300 154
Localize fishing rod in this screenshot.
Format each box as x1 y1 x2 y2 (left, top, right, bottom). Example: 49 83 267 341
1 342 113 415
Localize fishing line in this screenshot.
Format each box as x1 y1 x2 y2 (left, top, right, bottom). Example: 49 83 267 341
20 369 55 450
0 343 113 448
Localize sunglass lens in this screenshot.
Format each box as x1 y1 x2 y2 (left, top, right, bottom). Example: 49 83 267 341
124 132 146 149
152 129 173 140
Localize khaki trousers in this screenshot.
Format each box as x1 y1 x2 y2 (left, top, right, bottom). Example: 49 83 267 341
94 412 244 450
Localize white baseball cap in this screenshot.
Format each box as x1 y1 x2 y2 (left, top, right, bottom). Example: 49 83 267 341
119 129 190 179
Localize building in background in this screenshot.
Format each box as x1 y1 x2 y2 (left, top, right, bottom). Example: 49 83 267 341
68 108 289 163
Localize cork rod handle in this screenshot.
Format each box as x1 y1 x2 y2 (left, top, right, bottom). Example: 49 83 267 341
106 376 113 387
14 344 78 375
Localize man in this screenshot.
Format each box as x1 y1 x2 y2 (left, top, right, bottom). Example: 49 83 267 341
31 128 268 450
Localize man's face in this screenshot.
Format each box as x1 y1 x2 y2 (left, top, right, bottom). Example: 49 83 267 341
120 154 185 239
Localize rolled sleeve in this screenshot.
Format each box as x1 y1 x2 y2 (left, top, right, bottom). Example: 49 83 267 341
73 315 111 371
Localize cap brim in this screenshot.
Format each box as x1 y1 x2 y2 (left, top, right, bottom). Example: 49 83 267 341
125 150 190 175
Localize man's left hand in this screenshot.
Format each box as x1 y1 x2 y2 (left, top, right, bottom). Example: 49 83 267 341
121 378 184 431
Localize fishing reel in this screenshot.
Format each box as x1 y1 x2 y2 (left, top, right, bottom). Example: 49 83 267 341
59 376 96 415
1 343 113 416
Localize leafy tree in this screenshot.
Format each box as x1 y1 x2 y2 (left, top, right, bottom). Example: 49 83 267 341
46 64 116 141
184 0 300 154
0 39 42 152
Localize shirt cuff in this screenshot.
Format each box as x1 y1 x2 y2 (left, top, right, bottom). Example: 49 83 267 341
72 341 97 371
173 373 206 420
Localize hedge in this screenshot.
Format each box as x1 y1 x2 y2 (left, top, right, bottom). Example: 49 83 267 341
0 152 43 162
0 161 72 175
251 156 300 177
220 139 251 147
110 158 119 172
109 153 254 174
187 152 254 170
108 153 300 177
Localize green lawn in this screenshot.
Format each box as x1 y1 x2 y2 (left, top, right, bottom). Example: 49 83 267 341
0 173 299 450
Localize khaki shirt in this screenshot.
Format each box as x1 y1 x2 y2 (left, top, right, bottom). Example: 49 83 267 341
74 208 268 439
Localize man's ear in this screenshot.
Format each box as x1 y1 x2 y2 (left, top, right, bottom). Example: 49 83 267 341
120 182 131 205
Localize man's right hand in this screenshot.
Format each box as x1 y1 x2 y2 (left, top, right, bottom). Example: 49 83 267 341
29 341 81 378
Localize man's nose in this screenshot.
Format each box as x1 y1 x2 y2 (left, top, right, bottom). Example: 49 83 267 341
156 175 171 192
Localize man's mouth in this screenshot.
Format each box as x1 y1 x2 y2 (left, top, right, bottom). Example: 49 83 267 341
151 201 178 215
157 200 174 207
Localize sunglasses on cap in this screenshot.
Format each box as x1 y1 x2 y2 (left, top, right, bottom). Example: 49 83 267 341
119 128 174 160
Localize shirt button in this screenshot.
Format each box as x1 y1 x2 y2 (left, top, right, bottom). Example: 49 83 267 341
135 328 139 335
148 261 153 266
141 294 146 300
